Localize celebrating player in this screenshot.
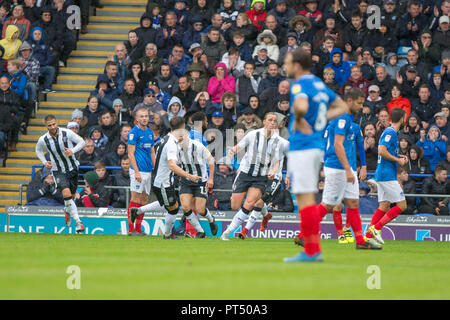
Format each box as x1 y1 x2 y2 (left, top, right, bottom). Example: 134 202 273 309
220 112 281 241
283 48 349 262
178 132 218 237
236 136 289 239
365 108 408 245
126 107 157 235
315 88 381 250
35 114 86 233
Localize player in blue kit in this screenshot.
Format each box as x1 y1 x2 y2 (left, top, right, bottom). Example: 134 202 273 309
282 48 349 263
126 108 157 235
315 88 381 250
365 108 408 245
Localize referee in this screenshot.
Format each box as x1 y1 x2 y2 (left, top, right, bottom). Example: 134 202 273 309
35 115 86 233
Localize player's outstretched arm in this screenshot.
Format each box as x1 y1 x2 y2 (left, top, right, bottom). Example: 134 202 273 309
327 97 350 121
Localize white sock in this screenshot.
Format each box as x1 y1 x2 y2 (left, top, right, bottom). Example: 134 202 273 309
224 209 248 235
245 210 261 230
64 199 72 213
164 213 177 236
201 208 214 223
186 212 204 233
69 199 81 224
138 201 165 213
261 203 268 217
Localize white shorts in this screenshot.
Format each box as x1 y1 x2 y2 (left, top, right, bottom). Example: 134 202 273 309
322 167 359 205
376 181 405 203
288 149 324 194
130 168 152 194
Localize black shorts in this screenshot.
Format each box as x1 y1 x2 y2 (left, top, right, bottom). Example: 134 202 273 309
179 179 208 199
261 179 282 203
232 171 267 194
153 185 178 207
53 170 79 195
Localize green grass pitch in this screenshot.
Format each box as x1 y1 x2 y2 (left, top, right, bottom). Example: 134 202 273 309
1 232 449 300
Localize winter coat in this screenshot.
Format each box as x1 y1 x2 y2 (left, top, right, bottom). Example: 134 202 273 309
182 27 203 52
6 70 27 99
384 52 401 80
31 12 63 51
253 29 279 62
407 145 431 180
343 24 367 52
18 43 40 82
411 98 439 124
229 40 252 62
221 52 245 78
0 25 22 60
201 34 227 62
421 176 448 208
26 168 63 205
207 62 235 103
155 24 184 58
90 80 120 111
324 48 352 86
225 23 259 46
28 26 54 66
2 15 31 41
175 87 197 110
370 76 396 100
80 173 114 208
83 105 105 128
344 76 370 97
387 96 412 120
257 73 284 94
89 125 109 152
140 54 163 80
161 96 186 129
187 62 209 93
155 68 179 96
134 13 158 46
124 39 145 63
267 6 296 29
76 148 104 166
245 7 267 32
397 12 429 45
416 125 447 171
188 4 215 26
169 54 191 78
111 169 130 208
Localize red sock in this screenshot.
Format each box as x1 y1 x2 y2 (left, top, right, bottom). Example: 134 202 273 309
374 206 403 230
344 217 351 229
332 210 343 236
316 203 329 221
366 208 386 238
346 208 364 244
300 205 321 256
127 201 141 233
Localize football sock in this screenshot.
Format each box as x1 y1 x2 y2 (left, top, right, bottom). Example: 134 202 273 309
138 201 165 213
374 206 403 230
300 205 321 256
346 208 364 244
185 210 204 233
316 203 329 221
245 208 262 231
70 199 81 224
164 212 178 236
366 208 386 238
64 198 72 214
332 209 343 236
260 203 268 217
200 208 214 223
224 207 249 235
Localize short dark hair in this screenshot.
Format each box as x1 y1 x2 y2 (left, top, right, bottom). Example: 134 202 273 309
351 10 363 18
121 155 129 161
170 116 185 130
228 47 240 56
244 61 256 69
105 60 117 69
94 161 106 170
391 108 406 123
397 166 408 174
291 48 312 71
435 165 447 175
344 88 365 101
419 84 430 91
44 114 56 122
192 111 206 122
208 26 220 34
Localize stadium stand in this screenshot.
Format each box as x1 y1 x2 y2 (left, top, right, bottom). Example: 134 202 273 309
0 0 449 215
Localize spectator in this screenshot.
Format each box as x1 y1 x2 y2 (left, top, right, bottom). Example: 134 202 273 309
161 96 186 129
187 44 211 91
419 165 449 215
221 47 245 79
313 13 344 51
188 0 215 26
155 11 184 58
139 43 163 80
343 10 367 58
236 106 262 130
433 15 450 52
98 110 120 145
412 30 440 74
399 49 428 84
297 0 323 33
252 29 279 63
71 109 83 127
407 144 431 179
119 78 142 124
416 125 447 171
155 63 179 96
259 79 290 114
278 32 298 66
412 84 439 129
262 14 288 49
26 167 63 206
429 72 445 101
0 3 10 34
225 12 258 46
384 52 401 80
397 166 418 215
434 49 450 86
167 44 191 78
99 61 124 96
0 24 22 60
356 86 379 128
268 0 296 29
135 12 157 46
76 138 104 166
370 65 396 99
134 88 165 126
402 112 421 143
324 47 351 87
190 91 216 115
129 61 150 96
77 165 112 208
104 141 127 167
398 133 412 156
251 44 275 76
91 79 120 111
437 146 450 172
387 84 411 120
312 36 334 76
173 0 189 30
218 0 239 25
221 91 238 129
112 124 132 152
362 121 378 172
31 8 63 60
364 18 397 62
182 15 204 52
268 180 294 212
109 43 130 82
6 59 27 99
207 62 235 106
201 27 227 62
322 67 340 94
124 30 145 63
343 65 370 97
0 76 20 152
288 14 314 46
88 125 109 153
434 111 449 142
229 30 252 63
206 110 226 146
246 0 267 32
28 26 55 94
441 85 450 109
257 61 283 94
397 0 428 47
83 95 104 128
148 80 171 110
174 76 197 111
2 5 31 41
111 155 131 208
358 181 379 214
210 158 236 210
112 99 124 124
67 121 80 135
51 0 76 67
380 0 401 32
0 83 14 154
18 41 39 104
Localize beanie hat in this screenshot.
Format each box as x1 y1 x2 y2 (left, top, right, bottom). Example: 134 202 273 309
71 109 83 120
112 98 124 107
84 171 99 187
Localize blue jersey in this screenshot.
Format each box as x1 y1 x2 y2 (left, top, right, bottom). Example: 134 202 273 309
324 113 355 170
350 122 365 171
375 127 398 182
289 74 338 151
128 125 155 173
190 129 208 147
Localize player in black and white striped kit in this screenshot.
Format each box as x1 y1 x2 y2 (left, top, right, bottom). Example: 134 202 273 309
178 131 218 237
221 112 281 240
35 114 86 233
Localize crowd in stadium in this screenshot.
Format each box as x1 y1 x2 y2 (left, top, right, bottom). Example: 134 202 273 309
2 0 447 214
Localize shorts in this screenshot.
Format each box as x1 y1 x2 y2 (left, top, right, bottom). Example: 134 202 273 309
232 171 267 194
322 167 359 205
130 169 152 194
153 185 178 207
288 149 324 194
179 179 208 199
376 181 406 203
53 170 79 195
261 179 281 203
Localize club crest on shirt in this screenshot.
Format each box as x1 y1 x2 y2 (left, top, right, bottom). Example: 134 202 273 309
338 119 346 129
129 134 134 140
385 135 391 142
292 84 301 94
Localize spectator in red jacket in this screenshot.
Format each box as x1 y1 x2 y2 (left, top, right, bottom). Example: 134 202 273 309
387 83 411 120
246 0 267 32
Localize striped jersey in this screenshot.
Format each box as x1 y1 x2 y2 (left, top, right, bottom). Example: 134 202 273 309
152 133 179 188
36 128 85 173
275 136 289 180
237 128 281 177
178 138 212 183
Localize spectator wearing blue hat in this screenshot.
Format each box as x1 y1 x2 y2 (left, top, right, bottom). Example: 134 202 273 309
173 0 190 30
182 15 204 52
206 110 226 147
417 125 447 171
324 47 351 86
268 0 296 29
134 88 165 127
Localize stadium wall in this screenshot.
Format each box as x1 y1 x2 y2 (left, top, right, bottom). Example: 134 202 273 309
2 206 450 242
